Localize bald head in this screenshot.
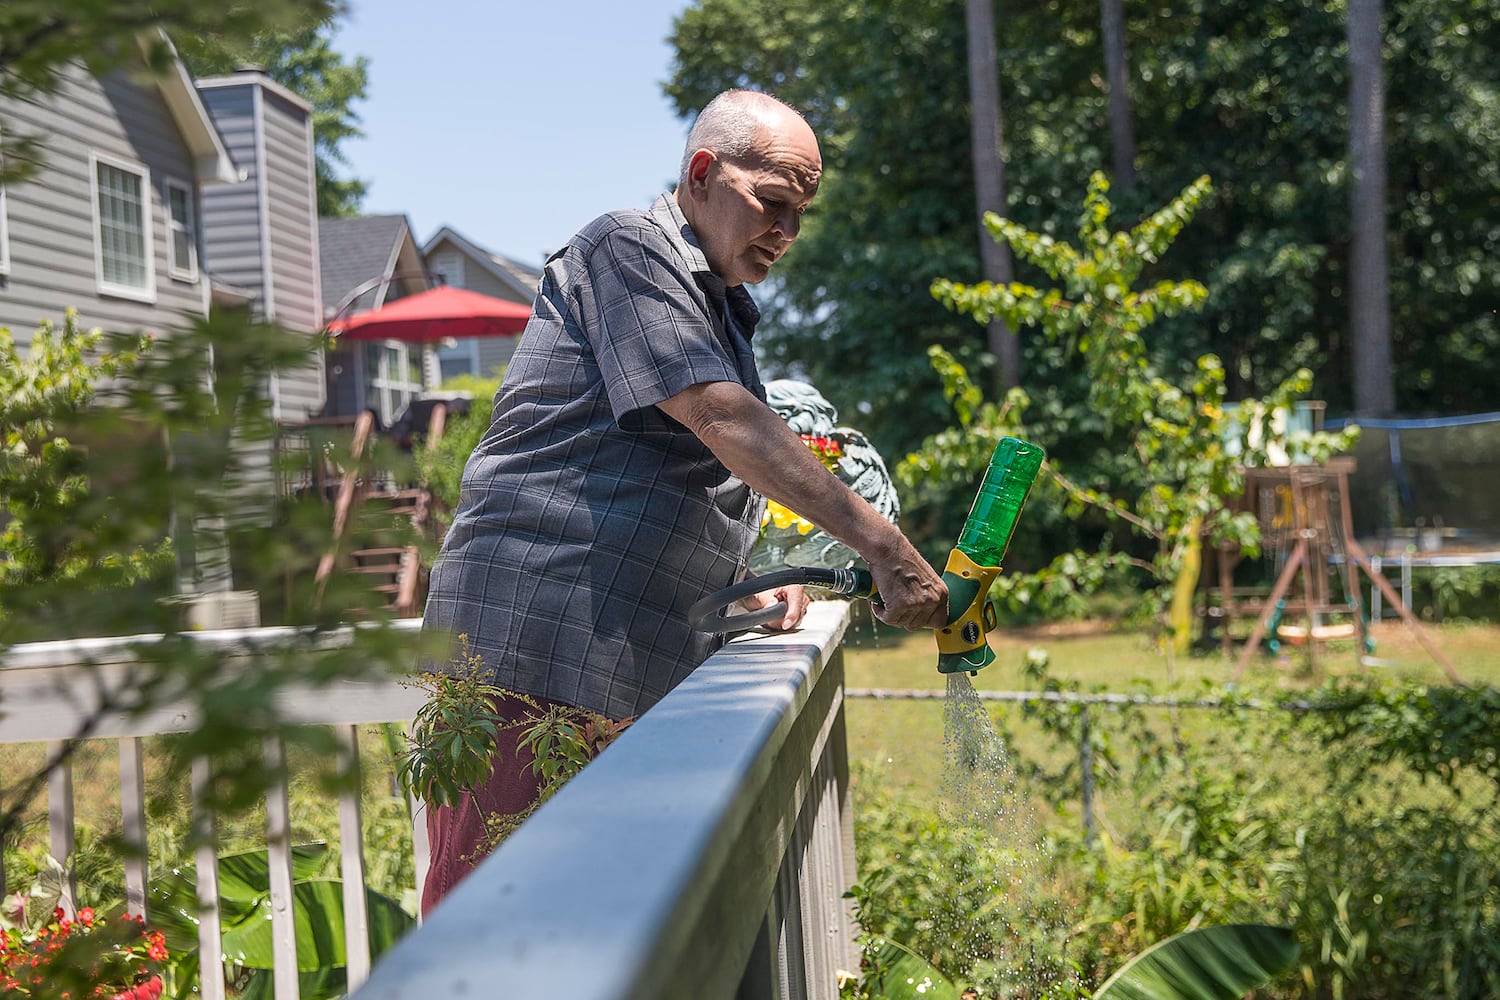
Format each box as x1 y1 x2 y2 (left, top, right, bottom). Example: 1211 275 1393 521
678 90 810 187
674 89 821 286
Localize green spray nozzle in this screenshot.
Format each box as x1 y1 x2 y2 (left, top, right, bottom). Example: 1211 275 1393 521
688 440 1042 653
934 437 1045 675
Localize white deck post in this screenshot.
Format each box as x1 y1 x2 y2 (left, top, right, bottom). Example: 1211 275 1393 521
263 736 300 1000
119 737 149 917
336 724 372 989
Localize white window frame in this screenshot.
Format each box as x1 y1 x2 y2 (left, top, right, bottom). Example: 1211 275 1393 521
163 176 198 283
90 150 156 302
366 339 423 425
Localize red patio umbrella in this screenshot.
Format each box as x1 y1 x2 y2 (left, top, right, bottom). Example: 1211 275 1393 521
327 285 532 342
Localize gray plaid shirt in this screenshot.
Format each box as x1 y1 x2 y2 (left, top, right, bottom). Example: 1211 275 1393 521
422 195 767 720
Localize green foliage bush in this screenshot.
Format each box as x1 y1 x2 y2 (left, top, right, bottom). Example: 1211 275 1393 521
855 671 1500 998
414 377 499 531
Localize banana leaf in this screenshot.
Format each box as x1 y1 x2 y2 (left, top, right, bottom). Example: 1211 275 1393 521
863 938 961 1000
1092 924 1301 1000
146 844 414 985
148 843 332 954
220 877 414 970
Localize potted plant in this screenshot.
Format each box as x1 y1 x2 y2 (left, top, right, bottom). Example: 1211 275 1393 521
0 903 169 999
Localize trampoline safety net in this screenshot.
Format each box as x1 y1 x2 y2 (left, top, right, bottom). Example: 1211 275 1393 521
1330 412 1500 552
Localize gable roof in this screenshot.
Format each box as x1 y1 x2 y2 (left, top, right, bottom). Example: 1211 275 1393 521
421 225 541 300
319 214 429 319
140 32 237 184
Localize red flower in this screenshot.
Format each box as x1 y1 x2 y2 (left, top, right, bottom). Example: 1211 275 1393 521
0 908 170 998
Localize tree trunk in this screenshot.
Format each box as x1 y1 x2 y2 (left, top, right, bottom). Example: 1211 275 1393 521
965 0 1020 391
1099 0 1137 192
1347 0 1395 417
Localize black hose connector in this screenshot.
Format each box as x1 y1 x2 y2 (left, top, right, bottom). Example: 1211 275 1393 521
689 567 878 635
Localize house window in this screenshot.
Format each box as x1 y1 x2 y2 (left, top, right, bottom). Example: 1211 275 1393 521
436 339 481 383
427 252 478 381
365 340 423 425
91 152 155 301
164 178 197 282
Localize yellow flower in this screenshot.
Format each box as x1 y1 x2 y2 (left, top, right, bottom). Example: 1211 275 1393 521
763 500 817 535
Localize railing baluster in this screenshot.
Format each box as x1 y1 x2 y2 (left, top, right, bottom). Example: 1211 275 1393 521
336 724 372 989
832 702 859 978
803 758 836 996
119 737 148 917
410 798 430 927
263 736 299 1000
191 756 227 1000
776 843 807 1000
46 740 77 916
406 713 430 924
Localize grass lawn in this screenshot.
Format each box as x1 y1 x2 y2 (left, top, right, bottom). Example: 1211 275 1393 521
843 617 1500 824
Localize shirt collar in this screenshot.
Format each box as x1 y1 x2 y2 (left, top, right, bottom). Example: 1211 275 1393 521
649 193 761 337
649 194 714 279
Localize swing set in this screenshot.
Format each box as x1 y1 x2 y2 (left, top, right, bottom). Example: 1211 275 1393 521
1202 458 1463 683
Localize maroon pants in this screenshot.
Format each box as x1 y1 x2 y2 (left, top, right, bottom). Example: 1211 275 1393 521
420 690 624 916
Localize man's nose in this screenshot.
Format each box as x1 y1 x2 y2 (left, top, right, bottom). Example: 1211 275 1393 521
772 206 801 241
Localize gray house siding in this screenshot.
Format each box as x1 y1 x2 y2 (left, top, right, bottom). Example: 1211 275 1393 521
0 63 209 338
262 89 319 333
196 86 264 300
197 74 324 422
468 264 525 376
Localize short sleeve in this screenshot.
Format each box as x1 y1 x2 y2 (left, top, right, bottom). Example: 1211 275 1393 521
577 221 742 426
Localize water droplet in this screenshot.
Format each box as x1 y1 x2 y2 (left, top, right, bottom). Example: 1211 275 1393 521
935 672 1078 994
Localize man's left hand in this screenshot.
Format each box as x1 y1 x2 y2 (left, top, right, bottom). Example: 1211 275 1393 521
739 583 809 631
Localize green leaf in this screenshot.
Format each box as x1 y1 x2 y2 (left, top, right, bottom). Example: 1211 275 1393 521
148 843 331 951
1092 924 1300 1000
146 845 414 975
863 938 961 1000
222 878 414 971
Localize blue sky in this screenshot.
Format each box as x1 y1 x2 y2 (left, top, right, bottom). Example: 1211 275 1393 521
334 0 695 267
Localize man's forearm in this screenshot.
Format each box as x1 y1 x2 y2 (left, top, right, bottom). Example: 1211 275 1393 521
657 381 902 562
659 379 947 630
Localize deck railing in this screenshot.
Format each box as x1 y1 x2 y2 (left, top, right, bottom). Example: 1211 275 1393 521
353 599 859 999
0 600 858 999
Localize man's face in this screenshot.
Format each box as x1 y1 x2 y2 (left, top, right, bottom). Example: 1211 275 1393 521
682 112 822 287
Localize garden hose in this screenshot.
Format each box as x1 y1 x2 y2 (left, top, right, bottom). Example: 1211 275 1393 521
688 566 878 634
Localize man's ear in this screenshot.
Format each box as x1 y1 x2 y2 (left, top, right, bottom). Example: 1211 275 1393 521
684 149 716 200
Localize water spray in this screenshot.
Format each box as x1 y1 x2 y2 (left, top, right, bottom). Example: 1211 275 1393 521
690 436 1045 676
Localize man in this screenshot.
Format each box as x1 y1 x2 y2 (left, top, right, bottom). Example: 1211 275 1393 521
419 90 947 912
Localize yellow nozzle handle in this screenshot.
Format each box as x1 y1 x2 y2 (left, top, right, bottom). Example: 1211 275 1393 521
934 547 1001 656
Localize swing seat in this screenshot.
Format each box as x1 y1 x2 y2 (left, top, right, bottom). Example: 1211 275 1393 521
1276 623 1358 645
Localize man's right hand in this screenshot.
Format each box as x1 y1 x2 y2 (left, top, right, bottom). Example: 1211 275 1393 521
865 532 949 631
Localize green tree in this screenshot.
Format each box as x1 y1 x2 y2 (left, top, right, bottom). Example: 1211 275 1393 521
0 0 337 183
0 314 165 616
965 0 1020 391
177 12 370 217
666 0 1500 454
0 308 424 879
928 173 1356 645
1346 0 1395 417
